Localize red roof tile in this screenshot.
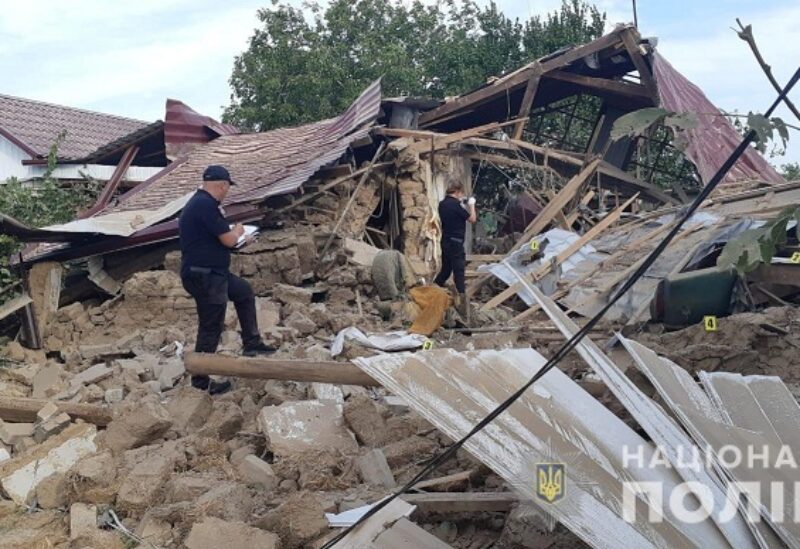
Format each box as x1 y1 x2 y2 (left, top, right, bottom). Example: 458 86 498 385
0 93 151 160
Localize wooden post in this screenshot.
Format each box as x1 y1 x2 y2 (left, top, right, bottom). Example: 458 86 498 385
184 352 378 386
0 396 112 426
512 71 541 140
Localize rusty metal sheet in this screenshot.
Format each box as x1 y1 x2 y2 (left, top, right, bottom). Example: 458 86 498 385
354 346 728 548
652 53 784 186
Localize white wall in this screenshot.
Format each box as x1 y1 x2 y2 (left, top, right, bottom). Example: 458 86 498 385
0 134 163 183
0 133 34 181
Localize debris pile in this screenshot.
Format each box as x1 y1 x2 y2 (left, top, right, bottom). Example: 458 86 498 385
0 23 798 549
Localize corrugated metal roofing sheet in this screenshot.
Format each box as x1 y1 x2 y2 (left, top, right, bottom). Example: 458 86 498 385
164 98 239 159
105 79 381 214
0 93 150 160
653 52 784 185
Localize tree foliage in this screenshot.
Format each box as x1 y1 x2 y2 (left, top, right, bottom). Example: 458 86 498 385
224 0 606 131
717 206 800 274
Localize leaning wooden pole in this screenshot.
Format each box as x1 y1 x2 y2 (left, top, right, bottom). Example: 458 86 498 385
184 352 378 386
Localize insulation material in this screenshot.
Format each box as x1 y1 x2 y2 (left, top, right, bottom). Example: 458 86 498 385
41 192 193 237
353 347 728 548
653 52 784 185
408 286 451 336
519 277 757 548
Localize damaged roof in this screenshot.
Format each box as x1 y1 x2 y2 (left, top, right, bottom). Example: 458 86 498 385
14 79 382 264
0 93 151 161
106 79 381 214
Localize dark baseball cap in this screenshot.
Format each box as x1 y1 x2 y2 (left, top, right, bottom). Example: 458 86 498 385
202 165 236 185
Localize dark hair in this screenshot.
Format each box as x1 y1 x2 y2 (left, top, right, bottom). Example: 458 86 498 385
446 179 464 194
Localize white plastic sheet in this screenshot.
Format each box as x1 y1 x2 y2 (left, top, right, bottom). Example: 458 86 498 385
330 327 427 357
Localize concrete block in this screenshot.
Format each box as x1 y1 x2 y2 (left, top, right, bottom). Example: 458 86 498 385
258 400 358 457
104 388 124 403
0 423 97 504
104 396 172 453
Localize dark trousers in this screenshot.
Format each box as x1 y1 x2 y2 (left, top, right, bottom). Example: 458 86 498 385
181 271 261 354
434 238 466 293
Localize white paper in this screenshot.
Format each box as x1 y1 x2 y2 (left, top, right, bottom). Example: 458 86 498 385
233 224 259 248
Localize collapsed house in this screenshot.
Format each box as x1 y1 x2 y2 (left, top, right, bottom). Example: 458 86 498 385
0 23 798 548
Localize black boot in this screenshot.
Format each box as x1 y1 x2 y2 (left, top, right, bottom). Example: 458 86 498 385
242 341 278 357
191 375 232 395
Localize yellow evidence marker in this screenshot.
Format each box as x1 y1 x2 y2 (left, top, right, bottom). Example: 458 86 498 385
703 315 718 332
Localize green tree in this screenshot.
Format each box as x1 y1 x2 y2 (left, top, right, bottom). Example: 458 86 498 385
224 0 606 131
781 162 800 181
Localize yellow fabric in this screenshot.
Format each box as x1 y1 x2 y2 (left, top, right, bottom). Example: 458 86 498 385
408 285 452 336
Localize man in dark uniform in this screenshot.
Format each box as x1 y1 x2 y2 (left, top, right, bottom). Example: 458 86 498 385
179 165 274 394
434 179 477 311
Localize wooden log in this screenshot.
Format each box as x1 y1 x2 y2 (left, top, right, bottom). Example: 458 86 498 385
184 352 378 386
0 396 112 426
400 492 518 513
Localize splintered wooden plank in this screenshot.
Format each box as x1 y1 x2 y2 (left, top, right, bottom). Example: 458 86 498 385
400 492 516 513
520 279 756 549
0 294 32 322
354 346 723 549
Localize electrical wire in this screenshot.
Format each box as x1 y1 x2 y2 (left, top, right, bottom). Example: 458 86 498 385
322 67 800 549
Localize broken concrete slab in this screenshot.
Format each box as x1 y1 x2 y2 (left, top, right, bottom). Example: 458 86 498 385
31 364 66 398
134 512 173 547
273 283 314 305
34 471 67 509
258 399 358 457
0 423 97 505
154 358 185 390
185 516 281 549
104 388 124 403
104 395 172 452
33 412 70 443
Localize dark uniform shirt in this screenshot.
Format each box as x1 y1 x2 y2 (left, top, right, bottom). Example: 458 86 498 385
439 195 470 240
178 189 232 277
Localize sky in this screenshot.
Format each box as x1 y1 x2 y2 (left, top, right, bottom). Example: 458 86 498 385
1 0 798 166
